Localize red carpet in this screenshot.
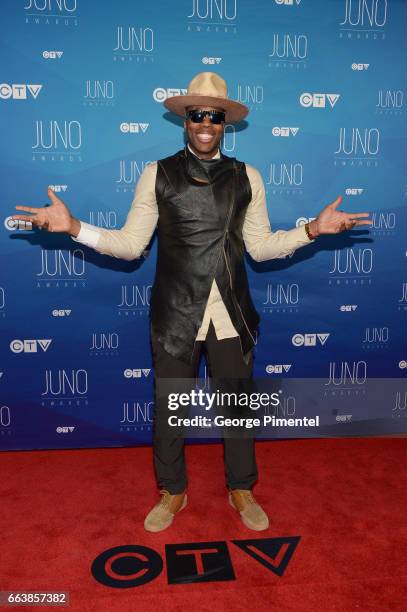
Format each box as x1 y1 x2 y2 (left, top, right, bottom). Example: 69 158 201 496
1 438 407 611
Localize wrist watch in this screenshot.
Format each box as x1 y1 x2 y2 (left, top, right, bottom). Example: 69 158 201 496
304 222 318 241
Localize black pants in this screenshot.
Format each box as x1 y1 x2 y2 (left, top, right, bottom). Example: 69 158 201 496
150 320 258 494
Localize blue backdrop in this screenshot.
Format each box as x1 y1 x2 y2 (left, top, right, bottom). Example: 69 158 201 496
1 0 406 450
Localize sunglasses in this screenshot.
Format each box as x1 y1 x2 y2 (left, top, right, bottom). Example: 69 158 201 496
186 109 226 124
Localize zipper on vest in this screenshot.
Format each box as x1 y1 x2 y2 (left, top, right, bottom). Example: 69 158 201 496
223 237 257 347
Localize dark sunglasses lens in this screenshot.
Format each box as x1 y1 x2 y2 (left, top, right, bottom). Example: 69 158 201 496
187 110 225 124
188 111 204 123
209 112 225 124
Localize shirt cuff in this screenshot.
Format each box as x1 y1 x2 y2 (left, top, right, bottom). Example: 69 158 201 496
286 224 316 258
71 221 101 249
290 223 316 245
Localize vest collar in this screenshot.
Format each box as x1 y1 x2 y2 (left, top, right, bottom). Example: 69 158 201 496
187 142 221 160
183 144 231 184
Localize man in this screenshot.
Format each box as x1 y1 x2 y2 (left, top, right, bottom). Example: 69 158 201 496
12 72 371 533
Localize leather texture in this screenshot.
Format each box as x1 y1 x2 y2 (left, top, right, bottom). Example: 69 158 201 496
150 146 260 364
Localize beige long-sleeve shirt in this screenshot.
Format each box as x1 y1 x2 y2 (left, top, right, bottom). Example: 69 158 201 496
71 146 314 341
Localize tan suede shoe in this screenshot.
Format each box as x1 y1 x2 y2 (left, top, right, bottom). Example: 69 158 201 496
229 489 269 531
144 489 187 533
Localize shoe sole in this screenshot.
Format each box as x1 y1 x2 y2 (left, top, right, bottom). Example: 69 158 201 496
228 493 269 531
144 494 188 533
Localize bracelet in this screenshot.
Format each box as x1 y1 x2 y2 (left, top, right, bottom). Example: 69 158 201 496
304 222 318 241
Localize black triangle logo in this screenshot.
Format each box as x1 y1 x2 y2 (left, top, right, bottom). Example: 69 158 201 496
231 536 301 577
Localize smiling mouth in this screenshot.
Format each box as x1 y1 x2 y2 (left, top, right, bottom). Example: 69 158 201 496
196 133 214 143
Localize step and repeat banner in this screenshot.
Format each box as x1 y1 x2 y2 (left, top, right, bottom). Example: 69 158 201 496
1 0 406 450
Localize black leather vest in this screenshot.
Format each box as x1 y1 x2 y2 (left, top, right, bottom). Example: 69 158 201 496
149 146 260 364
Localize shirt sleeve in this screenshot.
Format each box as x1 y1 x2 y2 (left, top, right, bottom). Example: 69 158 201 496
71 162 159 261
242 164 315 262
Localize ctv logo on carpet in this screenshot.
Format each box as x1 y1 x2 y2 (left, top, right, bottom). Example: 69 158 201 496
91 537 301 588
0 84 42 100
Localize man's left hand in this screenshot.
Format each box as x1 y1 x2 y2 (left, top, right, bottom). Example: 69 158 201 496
308 195 372 238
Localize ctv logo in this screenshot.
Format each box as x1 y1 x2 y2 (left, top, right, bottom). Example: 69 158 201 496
300 93 340 108
153 88 187 102
92 537 301 588
345 188 364 196
272 127 299 137
352 63 369 71
292 334 330 347
296 216 316 227
56 426 75 433
266 364 292 374
336 414 352 423
43 51 64 59
275 0 302 4
120 122 149 133
48 185 68 193
0 84 42 100
52 310 72 317
124 369 151 378
340 305 358 312
4 216 32 231
202 57 222 64
10 339 52 353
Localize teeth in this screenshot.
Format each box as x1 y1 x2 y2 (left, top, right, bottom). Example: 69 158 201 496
197 134 213 142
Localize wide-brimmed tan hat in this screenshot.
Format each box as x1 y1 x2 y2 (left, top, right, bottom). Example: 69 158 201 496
163 72 248 123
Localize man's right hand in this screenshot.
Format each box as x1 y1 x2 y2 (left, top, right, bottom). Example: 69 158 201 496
11 188 80 237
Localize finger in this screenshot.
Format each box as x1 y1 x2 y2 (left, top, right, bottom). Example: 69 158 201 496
347 212 370 219
343 220 371 230
330 195 343 209
15 205 41 213
47 187 59 204
11 214 35 223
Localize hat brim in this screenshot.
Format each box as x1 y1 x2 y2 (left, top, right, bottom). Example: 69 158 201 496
164 94 248 123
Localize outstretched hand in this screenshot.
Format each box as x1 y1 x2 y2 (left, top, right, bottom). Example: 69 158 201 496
311 195 372 236
12 188 74 233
